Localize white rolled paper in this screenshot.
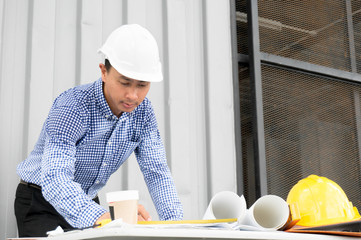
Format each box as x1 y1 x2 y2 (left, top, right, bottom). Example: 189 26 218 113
203 191 247 221
238 195 291 230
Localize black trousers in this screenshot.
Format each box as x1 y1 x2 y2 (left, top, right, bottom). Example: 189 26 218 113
14 183 100 237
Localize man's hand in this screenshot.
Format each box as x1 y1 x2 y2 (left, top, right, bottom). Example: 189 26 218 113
95 212 111 225
95 204 151 224
138 204 151 221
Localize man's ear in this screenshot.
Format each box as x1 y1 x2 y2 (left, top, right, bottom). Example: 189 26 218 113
99 63 107 82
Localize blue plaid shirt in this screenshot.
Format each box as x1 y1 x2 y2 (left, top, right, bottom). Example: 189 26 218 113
17 78 183 228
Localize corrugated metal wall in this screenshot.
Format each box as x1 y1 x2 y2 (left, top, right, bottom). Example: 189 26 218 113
0 0 237 237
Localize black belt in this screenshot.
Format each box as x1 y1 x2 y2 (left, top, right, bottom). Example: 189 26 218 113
20 179 42 190
19 180 99 203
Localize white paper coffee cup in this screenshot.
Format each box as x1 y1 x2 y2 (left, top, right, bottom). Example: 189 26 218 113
106 190 139 224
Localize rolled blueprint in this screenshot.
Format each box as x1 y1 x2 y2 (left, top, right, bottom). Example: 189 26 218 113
203 191 247 220
238 195 291 230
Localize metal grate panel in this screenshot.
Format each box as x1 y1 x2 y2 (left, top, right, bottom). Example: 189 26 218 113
235 0 361 208
258 0 355 73
238 65 253 202
352 1 361 73
235 0 248 55
261 64 361 209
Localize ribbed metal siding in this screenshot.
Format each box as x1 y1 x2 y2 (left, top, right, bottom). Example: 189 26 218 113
0 0 236 238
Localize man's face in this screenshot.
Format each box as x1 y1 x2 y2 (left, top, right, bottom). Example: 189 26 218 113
100 63 151 117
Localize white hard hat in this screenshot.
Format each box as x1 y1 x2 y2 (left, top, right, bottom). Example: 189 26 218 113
98 24 163 82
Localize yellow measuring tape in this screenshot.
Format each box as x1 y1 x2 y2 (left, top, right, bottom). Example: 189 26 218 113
137 218 238 225
95 219 112 228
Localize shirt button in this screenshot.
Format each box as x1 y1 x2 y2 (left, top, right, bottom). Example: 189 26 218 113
95 180 100 184
103 163 107 167
108 141 112 145
105 115 109 118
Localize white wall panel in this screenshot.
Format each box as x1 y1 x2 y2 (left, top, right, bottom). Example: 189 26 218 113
0 0 30 237
204 0 237 195
166 0 209 219
0 0 235 237
80 0 103 85
101 0 124 39
27 0 57 153
127 0 147 24
0 0 4 67
53 0 78 96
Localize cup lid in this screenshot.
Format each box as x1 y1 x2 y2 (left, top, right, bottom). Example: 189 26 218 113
106 190 139 203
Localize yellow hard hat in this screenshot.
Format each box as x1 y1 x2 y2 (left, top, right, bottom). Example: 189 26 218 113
287 175 360 226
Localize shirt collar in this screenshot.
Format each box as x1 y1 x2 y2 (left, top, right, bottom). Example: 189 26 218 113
95 78 116 120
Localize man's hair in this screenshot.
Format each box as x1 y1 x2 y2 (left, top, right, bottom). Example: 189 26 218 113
105 59 112 72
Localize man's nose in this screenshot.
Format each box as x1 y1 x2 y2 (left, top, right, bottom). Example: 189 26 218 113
125 88 138 100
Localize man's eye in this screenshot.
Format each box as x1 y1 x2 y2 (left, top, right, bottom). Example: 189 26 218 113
121 82 130 86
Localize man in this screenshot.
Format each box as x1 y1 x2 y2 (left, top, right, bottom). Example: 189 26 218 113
14 24 183 237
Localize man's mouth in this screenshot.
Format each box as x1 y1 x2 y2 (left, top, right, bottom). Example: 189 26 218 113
122 102 136 109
